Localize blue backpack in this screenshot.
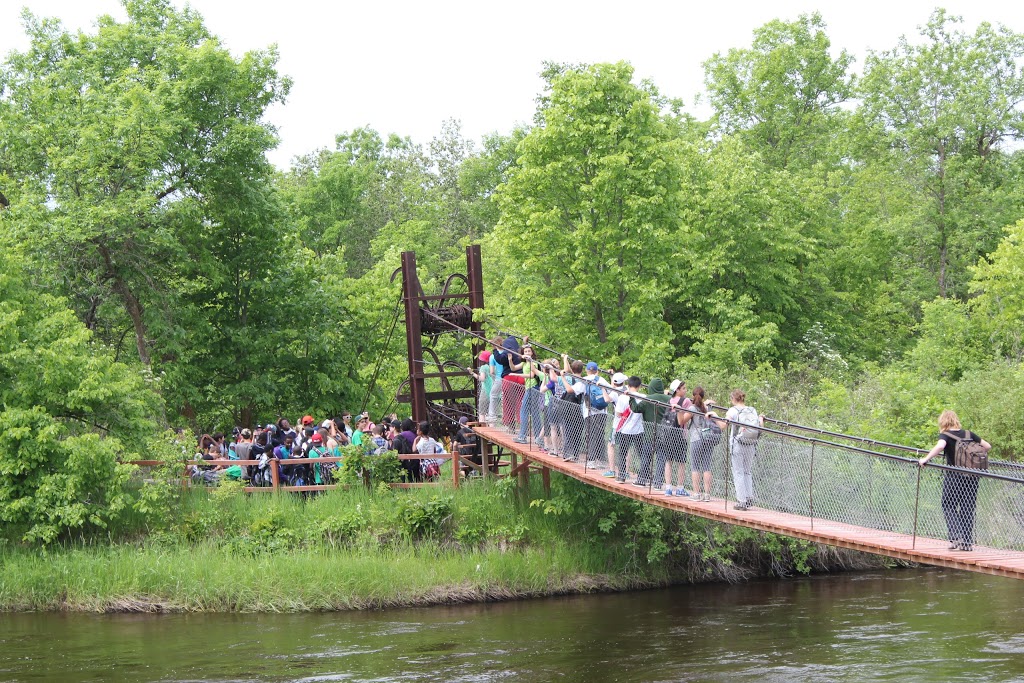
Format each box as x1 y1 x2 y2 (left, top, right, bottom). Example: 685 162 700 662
586 380 608 410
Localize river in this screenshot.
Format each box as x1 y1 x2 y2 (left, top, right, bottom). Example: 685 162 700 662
2 568 1022 682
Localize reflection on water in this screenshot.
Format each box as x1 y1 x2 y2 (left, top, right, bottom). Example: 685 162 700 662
1 569 1022 682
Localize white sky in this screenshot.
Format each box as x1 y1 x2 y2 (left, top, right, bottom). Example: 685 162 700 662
3 1 1023 169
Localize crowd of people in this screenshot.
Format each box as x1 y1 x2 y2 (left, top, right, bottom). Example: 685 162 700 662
476 332 993 549
473 334 765 508
187 329 992 552
191 412 454 486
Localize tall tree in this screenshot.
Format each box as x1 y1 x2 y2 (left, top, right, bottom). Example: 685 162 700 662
490 62 687 368
859 9 1024 299
703 12 854 171
0 0 290 366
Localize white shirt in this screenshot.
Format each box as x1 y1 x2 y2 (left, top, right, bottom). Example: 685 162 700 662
614 393 644 435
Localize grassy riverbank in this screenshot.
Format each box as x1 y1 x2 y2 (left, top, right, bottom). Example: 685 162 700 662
0 476 891 612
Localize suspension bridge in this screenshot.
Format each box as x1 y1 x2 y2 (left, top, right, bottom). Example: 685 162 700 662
395 246 1024 581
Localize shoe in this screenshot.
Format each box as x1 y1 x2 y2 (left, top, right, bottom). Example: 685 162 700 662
632 480 649 488
745 499 755 509
948 542 960 550
701 494 711 502
615 477 627 484
513 437 528 444
586 460 598 467
663 487 674 496
734 503 749 511
957 543 973 551
602 470 616 478
676 488 690 497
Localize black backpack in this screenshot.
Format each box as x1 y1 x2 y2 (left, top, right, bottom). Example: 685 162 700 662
393 434 414 454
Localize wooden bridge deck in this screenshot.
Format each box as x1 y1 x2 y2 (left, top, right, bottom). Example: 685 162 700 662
473 425 1024 580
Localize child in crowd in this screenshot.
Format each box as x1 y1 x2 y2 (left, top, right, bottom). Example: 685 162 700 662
370 424 388 455
473 350 493 423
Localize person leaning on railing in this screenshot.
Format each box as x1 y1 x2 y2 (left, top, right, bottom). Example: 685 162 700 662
918 410 992 552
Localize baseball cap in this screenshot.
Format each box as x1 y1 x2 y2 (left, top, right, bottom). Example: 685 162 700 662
669 379 683 394
458 416 469 425
586 361 599 372
321 419 333 429
311 432 323 443
611 372 627 386
301 415 314 425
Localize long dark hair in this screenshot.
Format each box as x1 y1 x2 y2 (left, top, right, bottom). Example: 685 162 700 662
692 386 707 412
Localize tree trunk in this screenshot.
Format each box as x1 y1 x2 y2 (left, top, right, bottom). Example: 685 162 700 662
98 242 151 366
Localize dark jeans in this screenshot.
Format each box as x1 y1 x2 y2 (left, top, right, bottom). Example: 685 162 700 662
560 401 584 461
942 470 979 545
653 424 688 488
584 412 608 465
616 432 643 480
401 458 422 482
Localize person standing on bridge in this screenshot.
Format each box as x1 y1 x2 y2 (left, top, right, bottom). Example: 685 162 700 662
582 361 611 469
726 390 763 511
918 410 991 552
486 335 511 425
473 350 493 424
559 357 586 462
682 387 724 502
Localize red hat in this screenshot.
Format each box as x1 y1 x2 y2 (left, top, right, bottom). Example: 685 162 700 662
301 415 314 425
311 432 323 443
479 350 491 363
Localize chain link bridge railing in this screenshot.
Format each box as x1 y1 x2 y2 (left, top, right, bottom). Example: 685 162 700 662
488 374 1024 556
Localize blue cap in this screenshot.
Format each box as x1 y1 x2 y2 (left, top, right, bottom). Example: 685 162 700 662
586 361 598 372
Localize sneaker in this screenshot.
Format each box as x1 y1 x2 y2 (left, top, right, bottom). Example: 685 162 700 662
675 488 690 497
632 480 649 488
585 460 598 468
512 437 528 444
602 470 616 478
663 487 674 496
734 503 749 511
615 477 627 484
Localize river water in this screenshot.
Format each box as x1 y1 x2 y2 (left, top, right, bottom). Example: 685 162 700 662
2 568 1023 682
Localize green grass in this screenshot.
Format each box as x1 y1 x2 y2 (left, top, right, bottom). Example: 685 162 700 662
0 476 888 612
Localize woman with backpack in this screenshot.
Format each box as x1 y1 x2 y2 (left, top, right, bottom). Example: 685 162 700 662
725 389 763 511
918 410 992 551
681 387 724 502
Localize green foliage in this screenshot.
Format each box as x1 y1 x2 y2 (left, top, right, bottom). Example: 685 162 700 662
0 257 162 543
906 298 987 381
858 9 1024 299
337 445 405 485
972 219 1024 360
489 61 686 365
394 495 455 539
704 12 853 170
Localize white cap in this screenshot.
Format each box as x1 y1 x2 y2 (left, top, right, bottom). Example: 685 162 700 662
611 372 627 386
321 419 333 428
669 379 683 394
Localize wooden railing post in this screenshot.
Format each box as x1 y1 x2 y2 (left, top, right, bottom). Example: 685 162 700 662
270 458 280 491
